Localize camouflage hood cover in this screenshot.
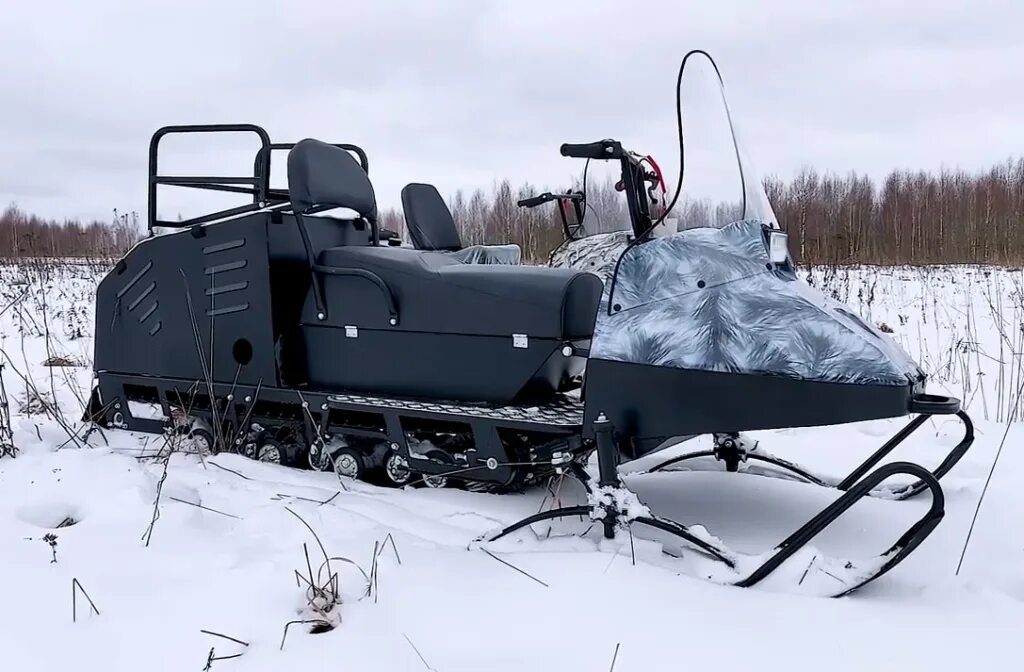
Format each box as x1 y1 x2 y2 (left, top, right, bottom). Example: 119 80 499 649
551 220 923 387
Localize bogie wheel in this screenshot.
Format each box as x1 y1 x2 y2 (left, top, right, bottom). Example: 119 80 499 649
257 438 286 465
308 441 332 471
384 452 413 486
422 450 455 489
331 447 366 481
188 428 215 455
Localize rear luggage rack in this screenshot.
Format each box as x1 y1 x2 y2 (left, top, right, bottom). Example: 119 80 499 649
147 124 370 232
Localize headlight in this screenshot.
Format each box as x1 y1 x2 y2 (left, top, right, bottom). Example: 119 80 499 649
768 230 789 264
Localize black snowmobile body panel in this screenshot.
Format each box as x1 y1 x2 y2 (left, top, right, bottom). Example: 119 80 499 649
95 136 602 407
94 208 600 406
556 221 927 451
94 213 279 387
97 128 933 447
582 359 919 456
301 245 600 402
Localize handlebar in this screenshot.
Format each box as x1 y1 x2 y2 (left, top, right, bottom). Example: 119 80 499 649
517 193 554 208
560 139 624 160
516 191 583 208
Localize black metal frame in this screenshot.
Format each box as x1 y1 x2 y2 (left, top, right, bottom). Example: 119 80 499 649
646 409 974 502
617 154 655 238
556 140 656 240
490 416 735 566
516 191 587 241
148 124 271 232
93 362 962 595
556 193 586 241
89 371 586 490
309 263 398 324
488 413 950 597
147 124 370 233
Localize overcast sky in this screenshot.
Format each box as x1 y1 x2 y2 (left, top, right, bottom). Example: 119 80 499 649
2 0 1023 225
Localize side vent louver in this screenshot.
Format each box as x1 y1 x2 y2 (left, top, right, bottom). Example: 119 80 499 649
202 238 246 255
205 281 249 296
116 260 153 299
206 303 250 317
139 302 158 323
204 260 247 275
127 282 156 311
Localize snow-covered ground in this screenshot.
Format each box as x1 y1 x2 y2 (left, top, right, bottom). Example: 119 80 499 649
1 260 1022 671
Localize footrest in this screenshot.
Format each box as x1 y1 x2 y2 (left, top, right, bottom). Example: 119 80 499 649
327 392 584 427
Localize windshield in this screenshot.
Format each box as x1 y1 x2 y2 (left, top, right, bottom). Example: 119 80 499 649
592 53 788 315
579 55 779 238
672 56 778 231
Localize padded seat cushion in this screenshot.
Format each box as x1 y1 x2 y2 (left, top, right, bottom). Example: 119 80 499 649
401 182 463 250
316 246 601 339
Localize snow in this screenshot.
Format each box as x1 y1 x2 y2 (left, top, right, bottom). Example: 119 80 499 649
1 261 1023 671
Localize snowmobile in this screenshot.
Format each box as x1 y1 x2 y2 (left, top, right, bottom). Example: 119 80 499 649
87 51 972 596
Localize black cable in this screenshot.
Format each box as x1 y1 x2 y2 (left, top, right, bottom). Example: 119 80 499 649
580 157 591 224
604 49 745 315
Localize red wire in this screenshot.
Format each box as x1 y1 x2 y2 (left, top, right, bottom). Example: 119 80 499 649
645 154 667 192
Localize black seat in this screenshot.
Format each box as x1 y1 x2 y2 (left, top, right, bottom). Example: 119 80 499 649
401 183 521 264
287 138 601 403
317 245 600 339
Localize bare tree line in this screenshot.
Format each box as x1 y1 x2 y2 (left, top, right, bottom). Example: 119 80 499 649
391 157 1024 265
1 206 139 259
765 158 1024 265
5 156 1024 265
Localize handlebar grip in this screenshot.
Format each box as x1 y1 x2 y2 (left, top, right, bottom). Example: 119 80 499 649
517 193 552 208
560 140 622 159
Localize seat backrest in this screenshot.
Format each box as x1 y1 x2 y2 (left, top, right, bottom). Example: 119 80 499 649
401 183 462 251
288 139 377 223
